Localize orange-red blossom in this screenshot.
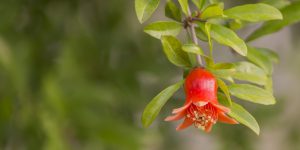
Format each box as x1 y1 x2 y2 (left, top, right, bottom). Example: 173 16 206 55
165 67 238 132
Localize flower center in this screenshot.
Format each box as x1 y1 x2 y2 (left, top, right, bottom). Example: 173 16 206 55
186 103 218 130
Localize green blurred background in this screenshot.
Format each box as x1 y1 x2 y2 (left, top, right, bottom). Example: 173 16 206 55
0 0 299 150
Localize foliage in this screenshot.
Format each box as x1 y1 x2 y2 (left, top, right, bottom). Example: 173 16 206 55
134 0 300 135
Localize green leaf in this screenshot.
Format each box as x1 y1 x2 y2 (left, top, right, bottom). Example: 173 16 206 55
161 36 191 68
144 21 182 39
178 0 189 15
228 19 243 31
258 48 279 63
210 24 247 56
265 77 274 93
135 0 160 23
209 63 236 81
142 80 184 127
201 4 223 20
205 23 213 56
228 84 276 105
217 79 232 106
262 0 290 9
224 3 282 22
182 43 204 55
228 102 260 135
192 0 206 10
195 27 208 41
213 62 235 70
217 92 231 106
233 61 268 85
209 0 220 4
247 1 300 41
247 46 274 74
165 0 182 22
218 94 260 135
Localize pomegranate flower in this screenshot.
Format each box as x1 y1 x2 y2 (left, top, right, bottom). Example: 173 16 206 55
165 67 238 132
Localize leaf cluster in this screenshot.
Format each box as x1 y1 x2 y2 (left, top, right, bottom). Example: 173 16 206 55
135 0 299 135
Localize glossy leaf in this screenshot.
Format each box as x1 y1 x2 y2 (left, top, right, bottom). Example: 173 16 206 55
135 0 160 23
217 79 232 106
182 43 204 55
247 1 300 41
218 94 260 135
224 3 282 22
247 46 274 74
228 102 260 135
144 21 182 39
161 36 191 68
229 84 276 105
165 0 182 22
178 0 189 15
201 4 223 20
142 80 184 127
209 63 236 81
233 61 268 85
210 24 247 56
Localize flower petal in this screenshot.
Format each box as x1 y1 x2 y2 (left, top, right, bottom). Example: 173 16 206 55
176 118 193 131
164 111 186 121
204 122 213 133
172 101 192 114
212 103 230 113
218 112 239 124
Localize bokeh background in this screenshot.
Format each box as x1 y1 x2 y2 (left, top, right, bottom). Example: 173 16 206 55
0 0 299 150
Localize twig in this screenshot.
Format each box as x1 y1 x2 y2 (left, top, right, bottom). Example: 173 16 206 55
187 7 203 66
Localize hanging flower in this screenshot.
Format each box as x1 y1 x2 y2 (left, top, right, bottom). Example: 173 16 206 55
165 67 238 132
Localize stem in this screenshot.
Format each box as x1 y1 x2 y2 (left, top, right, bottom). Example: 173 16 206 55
187 7 203 66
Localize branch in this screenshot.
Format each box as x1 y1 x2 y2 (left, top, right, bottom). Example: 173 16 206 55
187 7 203 66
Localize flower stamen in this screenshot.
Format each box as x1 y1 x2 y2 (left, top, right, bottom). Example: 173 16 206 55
186 103 218 130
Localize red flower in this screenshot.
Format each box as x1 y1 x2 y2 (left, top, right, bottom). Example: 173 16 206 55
165 67 238 132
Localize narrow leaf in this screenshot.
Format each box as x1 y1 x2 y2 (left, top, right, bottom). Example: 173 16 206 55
178 0 189 15
218 94 260 135
144 21 182 39
258 48 279 63
161 36 191 68
247 46 274 74
265 77 274 93
217 79 232 106
229 84 276 105
192 0 206 10
182 43 204 55
224 3 282 22
210 24 247 56
135 0 160 23
201 4 223 20
229 102 260 135
247 1 300 41
209 63 236 82
165 0 182 22
233 61 268 85
142 80 184 127
205 23 213 56
195 27 208 41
